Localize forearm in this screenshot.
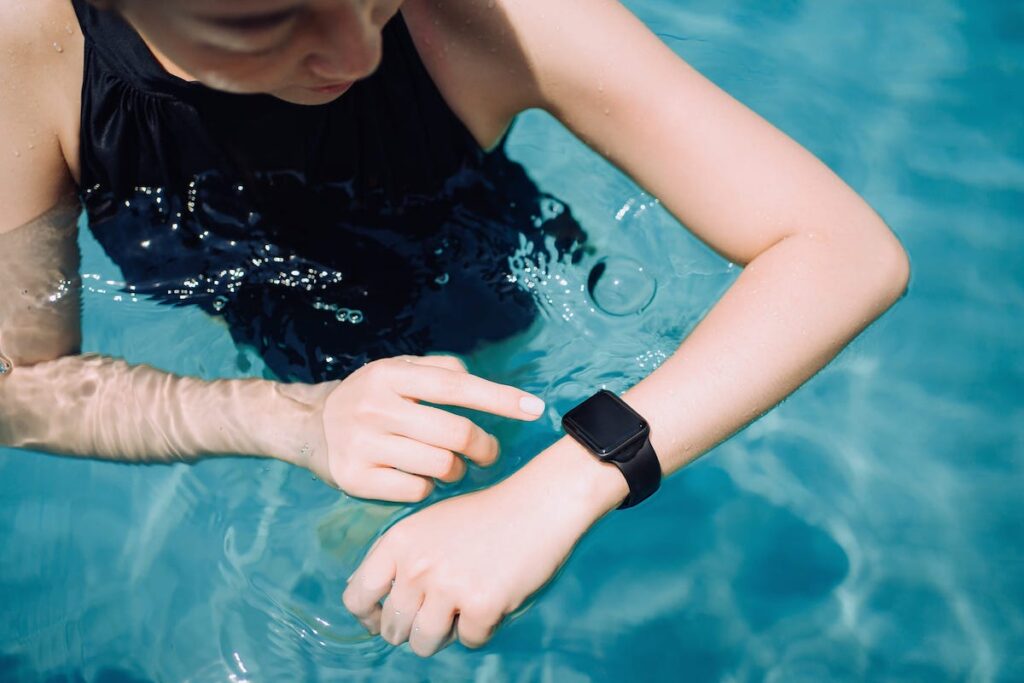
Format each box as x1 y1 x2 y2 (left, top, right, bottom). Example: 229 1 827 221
0 353 334 466
516 225 910 522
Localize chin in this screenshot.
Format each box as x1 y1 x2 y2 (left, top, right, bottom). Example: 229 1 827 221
192 69 353 106
271 88 349 106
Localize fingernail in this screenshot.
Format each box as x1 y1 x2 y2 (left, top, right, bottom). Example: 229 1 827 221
519 395 545 416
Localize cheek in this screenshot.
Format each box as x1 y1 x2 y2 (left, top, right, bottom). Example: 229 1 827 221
169 40 307 94
193 58 299 94
133 14 309 94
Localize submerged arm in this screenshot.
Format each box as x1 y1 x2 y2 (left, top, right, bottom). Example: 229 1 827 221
0 197 330 465
0 201 539 503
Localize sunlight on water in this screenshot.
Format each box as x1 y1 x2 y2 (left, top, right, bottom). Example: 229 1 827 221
2 1 1022 681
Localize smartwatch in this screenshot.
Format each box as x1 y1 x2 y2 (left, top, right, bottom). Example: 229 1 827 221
560 389 661 509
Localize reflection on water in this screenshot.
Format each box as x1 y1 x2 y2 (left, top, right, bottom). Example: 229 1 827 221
2 0 1023 681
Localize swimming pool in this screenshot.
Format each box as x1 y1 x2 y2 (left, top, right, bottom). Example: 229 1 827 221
2 0 1022 680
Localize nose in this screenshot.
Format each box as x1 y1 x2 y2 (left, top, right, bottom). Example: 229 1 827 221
303 6 383 82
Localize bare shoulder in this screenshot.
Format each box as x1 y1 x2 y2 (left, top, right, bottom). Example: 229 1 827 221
400 0 543 152
0 0 83 233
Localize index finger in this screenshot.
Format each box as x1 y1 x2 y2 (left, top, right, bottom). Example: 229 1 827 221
392 364 546 421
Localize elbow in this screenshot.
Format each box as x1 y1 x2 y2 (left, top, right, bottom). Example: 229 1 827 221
818 219 911 312
850 225 910 312
875 231 912 305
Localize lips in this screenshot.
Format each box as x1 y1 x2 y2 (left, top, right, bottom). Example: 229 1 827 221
308 81 354 94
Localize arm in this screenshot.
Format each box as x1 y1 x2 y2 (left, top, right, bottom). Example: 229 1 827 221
0 6 328 474
344 0 910 655
0 204 541 499
0 198 334 470
0 213 543 501
0 4 545 500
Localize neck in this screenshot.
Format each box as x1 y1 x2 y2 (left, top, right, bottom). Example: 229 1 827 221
130 20 197 82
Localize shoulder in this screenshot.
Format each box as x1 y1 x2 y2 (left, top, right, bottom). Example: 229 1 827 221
0 0 82 233
0 0 81 72
400 0 542 151
398 0 655 148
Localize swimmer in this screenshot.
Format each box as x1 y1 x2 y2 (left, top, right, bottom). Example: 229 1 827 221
0 0 910 657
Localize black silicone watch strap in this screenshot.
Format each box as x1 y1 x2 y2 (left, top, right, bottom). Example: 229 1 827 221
612 436 661 509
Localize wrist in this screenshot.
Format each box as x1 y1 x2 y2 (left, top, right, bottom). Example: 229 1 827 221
250 380 337 472
511 435 631 528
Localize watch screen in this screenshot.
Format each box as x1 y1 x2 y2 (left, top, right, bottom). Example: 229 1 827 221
562 389 648 456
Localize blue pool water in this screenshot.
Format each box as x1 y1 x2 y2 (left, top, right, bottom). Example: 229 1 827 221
3 1 1023 681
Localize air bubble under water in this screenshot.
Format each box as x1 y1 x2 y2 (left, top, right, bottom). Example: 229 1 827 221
586 255 657 316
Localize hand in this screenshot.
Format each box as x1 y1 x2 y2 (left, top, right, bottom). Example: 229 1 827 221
341 449 609 657
305 354 546 502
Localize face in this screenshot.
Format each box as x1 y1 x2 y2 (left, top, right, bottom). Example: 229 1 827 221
108 0 404 105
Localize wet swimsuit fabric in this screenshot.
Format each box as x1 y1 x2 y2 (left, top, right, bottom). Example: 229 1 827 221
69 0 589 382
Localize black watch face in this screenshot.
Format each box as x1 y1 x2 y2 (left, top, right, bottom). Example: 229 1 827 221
561 389 649 457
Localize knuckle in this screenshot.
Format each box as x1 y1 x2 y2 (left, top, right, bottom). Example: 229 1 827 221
431 450 456 477
440 354 468 372
352 397 389 423
407 556 433 581
479 435 499 465
463 595 500 620
452 419 476 452
332 462 362 492
436 576 465 602
413 477 435 501
461 600 487 619
384 523 409 547
357 358 385 380
439 371 465 398
458 625 490 650
341 588 359 613
447 457 467 482
365 358 397 383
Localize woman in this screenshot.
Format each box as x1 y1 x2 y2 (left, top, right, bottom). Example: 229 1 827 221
0 0 910 659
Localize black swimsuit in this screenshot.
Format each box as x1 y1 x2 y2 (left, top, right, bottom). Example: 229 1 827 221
70 0 589 382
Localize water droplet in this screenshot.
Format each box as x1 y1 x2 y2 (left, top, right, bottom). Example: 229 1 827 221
434 272 450 285
539 197 564 220
587 256 657 316
603 107 610 115
212 296 228 312
52 42 63 53
65 24 74 35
